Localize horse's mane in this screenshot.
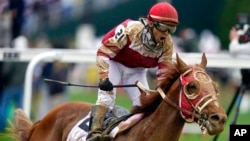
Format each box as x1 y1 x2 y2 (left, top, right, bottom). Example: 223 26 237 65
132 61 181 115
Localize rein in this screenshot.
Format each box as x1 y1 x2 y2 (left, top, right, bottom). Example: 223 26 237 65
157 87 201 119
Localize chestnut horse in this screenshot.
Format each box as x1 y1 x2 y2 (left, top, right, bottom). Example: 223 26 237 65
11 53 227 141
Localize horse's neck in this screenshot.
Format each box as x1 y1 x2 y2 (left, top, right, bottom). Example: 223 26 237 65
148 100 185 140
141 81 185 140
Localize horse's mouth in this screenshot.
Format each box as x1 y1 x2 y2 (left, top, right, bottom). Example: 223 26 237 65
205 121 225 135
198 119 225 135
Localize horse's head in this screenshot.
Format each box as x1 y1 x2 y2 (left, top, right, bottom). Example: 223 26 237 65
157 53 227 135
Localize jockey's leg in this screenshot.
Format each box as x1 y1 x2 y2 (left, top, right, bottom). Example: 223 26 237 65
123 68 148 112
86 60 120 140
86 60 119 141
86 104 109 141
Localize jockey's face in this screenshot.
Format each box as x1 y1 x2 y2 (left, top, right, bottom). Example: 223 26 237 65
153 27 169 44
148 20 170 44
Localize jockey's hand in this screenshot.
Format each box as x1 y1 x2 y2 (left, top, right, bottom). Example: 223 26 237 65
99 78 113 91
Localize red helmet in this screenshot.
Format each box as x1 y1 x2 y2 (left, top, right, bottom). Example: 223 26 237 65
148 2 179 25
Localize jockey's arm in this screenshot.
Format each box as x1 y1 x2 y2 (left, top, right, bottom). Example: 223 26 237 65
96 26 128 79
156 35 174 88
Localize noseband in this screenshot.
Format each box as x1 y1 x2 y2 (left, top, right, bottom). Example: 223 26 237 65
157 67 219 134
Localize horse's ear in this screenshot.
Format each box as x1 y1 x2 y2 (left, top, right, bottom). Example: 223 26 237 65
200 53 207 69
176 53 188 72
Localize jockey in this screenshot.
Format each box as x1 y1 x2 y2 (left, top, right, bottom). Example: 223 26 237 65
86 2 179 141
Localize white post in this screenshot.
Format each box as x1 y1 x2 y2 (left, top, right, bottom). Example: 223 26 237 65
23 51 62 117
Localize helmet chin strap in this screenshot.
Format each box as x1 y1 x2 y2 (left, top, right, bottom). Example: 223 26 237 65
140 18 163 52
140 18 157 44
148 25 158 44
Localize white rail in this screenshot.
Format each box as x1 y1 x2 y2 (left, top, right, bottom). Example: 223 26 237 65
1 48 250 68
23 51 63 117
0 48 249 117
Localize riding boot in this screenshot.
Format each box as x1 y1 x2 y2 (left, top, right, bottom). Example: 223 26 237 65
86 105 109 141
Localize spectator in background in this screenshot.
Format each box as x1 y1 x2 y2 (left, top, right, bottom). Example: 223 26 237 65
198 29 221 53
229 25 250 113
8 0 25 47
229 26 250 86
229 27 250 55
198 29 229 85
178 27 199 52
0 36 29 132
44 62 69 109
0 62 28 132
32 62 70 120
0 0 11 47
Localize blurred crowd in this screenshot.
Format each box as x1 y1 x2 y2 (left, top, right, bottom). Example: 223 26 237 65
0 0 129 47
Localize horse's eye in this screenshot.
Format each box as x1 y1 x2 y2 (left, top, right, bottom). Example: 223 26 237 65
184 81 200 96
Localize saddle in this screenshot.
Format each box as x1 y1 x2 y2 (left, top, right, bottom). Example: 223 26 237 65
102 110 132 137
101 108 144 139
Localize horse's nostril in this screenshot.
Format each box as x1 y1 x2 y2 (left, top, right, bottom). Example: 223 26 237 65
210 114 220 121
210 114 227 124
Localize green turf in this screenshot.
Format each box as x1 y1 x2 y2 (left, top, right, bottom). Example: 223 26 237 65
0 136 12 141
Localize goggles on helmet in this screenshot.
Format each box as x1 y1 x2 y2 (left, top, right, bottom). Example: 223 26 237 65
153 21 176 33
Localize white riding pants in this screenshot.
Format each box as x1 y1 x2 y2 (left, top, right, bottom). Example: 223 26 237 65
96 60 149 109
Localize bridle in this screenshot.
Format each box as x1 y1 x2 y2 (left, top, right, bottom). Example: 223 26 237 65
156 67 219 134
